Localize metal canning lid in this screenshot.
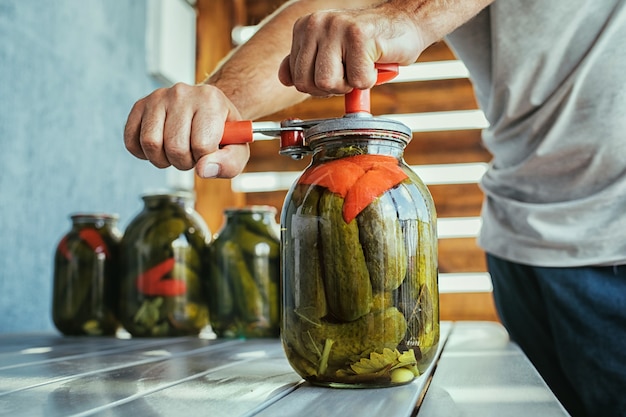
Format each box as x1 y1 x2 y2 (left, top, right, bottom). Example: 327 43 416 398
225 205 277 215
305 115 412 148
141 190 195 202
70 213 119 225
70 213 119 222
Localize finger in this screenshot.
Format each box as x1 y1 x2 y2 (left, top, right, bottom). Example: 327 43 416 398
124 100 148 160
314 47 350 95
290 16 321 95
344 42 377 90
195 144 250 179
139 100 171 169
162 89 195 171
341 19 378 90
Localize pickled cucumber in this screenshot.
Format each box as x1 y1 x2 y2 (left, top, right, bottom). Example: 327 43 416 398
357 193 407 291
291 186 327 324
222 241 265 324
318 191 372 322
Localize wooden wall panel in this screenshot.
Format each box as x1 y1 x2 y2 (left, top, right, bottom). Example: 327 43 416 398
439 238 487 273
440 292 499 321
418 41 458 62
244 0 285 24
429 183 483 218
406 130 490 165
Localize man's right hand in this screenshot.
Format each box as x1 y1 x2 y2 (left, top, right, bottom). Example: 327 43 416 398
123 83 250 179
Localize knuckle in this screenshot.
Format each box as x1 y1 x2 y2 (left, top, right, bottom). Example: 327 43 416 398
153 161 171 169
315 79 342 95
301 12 325 31
139 138 161 155
164 145 191 165
343 22 367 42
165 82 192 102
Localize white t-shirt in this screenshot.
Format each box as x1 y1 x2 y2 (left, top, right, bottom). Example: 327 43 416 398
445 0 626 267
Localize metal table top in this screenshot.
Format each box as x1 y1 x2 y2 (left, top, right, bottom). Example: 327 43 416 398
0 322 568 417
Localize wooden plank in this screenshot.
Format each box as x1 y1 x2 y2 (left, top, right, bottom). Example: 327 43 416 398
372 78 477 114
419 41 458 62
406 130 491 165
440 292 499 321
244 0 285 25
0 337 303 417
429 183 483 218
439 237 487 273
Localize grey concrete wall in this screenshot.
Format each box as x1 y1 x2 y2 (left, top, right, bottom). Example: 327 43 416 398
0 0 171 332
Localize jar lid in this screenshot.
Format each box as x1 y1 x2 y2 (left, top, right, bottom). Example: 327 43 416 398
225 205 277 215
305 114 412 149
70 213 119 223
141 190 195 202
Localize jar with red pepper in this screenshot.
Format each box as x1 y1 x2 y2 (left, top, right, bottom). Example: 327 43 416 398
119 191 211 337
281 116 439 387
52 213 121 336
207 206 280 338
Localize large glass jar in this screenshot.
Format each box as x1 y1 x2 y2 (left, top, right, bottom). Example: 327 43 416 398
119 192 211 337
207 206 280 338
281 117 439 387
53 213 121 336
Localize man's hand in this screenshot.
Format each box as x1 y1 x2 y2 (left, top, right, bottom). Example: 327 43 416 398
278 4 425 97
123 83 250 179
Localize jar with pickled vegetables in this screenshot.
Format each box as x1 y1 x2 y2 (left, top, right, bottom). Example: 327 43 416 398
53 213 121 336
119 192 211 337
281 116 439 387
207 206 280 338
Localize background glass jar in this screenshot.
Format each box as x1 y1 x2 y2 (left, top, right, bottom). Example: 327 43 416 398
207 206 280 338
53 213 121 336
281 124 439 387
119 192 211 337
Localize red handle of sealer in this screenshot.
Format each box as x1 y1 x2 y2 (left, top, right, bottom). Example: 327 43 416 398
345 63 399 114
220 120 254 145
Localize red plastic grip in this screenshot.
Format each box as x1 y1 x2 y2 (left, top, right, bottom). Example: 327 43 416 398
345 63 399 114
220 120 254 145
374 63 399 84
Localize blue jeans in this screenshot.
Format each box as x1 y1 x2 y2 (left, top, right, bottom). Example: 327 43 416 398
487 254 626 417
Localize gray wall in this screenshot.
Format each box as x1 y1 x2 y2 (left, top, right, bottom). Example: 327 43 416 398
0 1 172 332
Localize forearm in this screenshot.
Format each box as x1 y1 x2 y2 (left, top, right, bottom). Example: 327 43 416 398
386 0 494 48
206 0 381 120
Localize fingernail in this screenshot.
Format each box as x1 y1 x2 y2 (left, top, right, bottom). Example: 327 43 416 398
202 163 220 178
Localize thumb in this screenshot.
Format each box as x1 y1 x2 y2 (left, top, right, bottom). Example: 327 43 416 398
195 145 250 179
